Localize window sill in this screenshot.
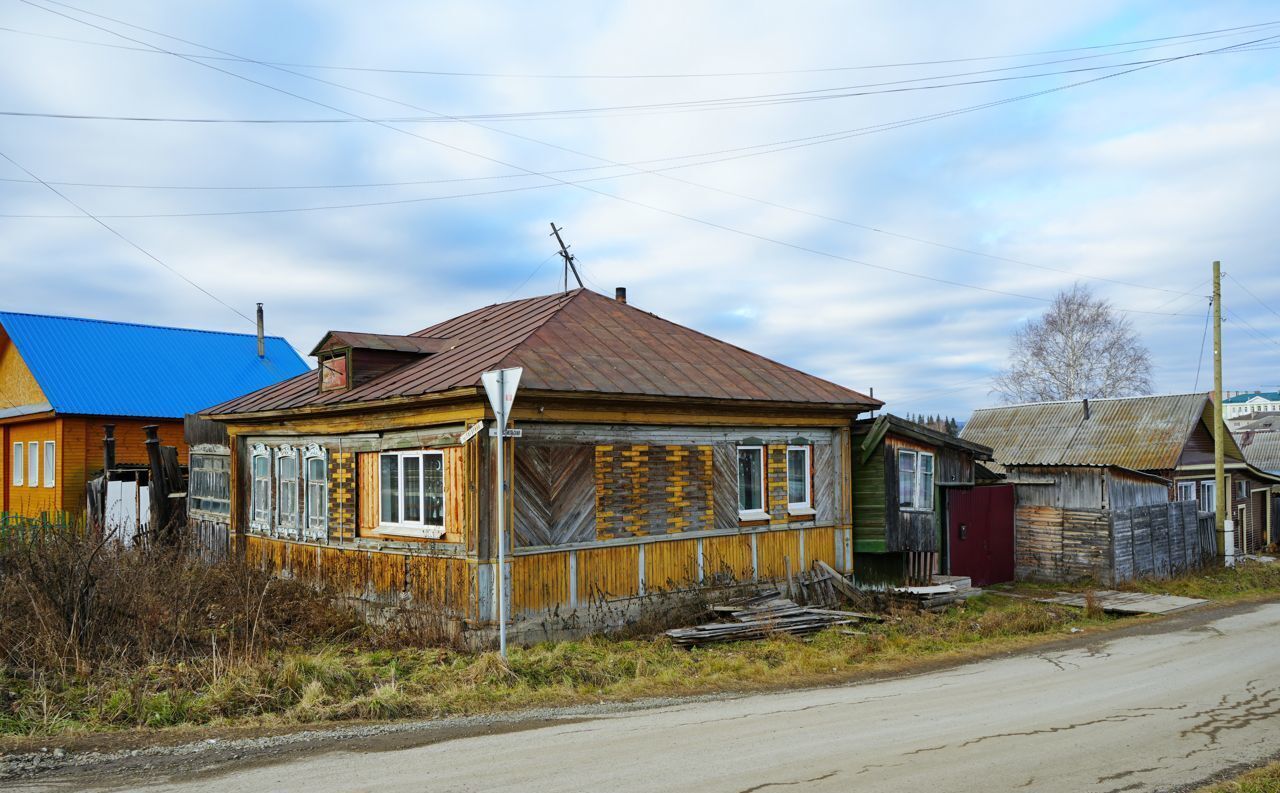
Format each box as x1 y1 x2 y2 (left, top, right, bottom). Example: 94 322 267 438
787 506 816 518
900 507 935 514
737 509 771 523
375 525 446 539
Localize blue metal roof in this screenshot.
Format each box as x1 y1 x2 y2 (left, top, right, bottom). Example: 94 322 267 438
0 311 310 419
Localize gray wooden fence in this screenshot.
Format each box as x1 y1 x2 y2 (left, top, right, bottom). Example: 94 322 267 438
1110 501 1214 583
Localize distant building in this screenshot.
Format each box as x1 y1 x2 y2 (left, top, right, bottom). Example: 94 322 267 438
1223 391 1280 421
0 311 308 521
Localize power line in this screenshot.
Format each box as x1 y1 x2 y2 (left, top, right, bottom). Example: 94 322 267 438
2 43 1272 125
501 251 561 301
1194 299 1212 391
1224 308 1280 350
4 16 1277 78
1226 271 1280 322
19 0 1224 316
0 149 254 325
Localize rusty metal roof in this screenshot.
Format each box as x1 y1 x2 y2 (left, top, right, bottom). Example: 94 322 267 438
208 289 881 416
959 393 1215 472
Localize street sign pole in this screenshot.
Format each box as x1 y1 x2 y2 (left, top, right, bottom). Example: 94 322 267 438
481 367 522 658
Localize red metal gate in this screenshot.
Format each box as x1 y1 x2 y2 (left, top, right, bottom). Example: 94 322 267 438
947 484 1014 587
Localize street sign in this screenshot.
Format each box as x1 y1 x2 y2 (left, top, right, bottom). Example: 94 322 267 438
481 367 522 428
488 428 523 438
479 366 523 659
459 421 485 444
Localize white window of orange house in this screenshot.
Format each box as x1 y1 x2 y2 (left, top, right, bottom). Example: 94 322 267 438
27 442 38 489
43 441 55 488
11 441 22 486
736 445 767 520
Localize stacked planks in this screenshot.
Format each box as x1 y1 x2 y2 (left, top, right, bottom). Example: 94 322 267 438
665 591 876 647
889 584 960 612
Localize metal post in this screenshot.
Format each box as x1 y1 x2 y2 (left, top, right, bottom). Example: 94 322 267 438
496 374 507 658
1213 260 1233 565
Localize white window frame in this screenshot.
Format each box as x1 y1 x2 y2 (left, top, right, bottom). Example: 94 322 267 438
27 442 38 489
303 444 328 540
250 444 271 530
1199 480 1216 515
898 449 935 512
1176 480 1197 504
736 445 769 521
786 444 814 516
275 445 300 537
42 441 55 488
378 449 446 538
11 441 23 486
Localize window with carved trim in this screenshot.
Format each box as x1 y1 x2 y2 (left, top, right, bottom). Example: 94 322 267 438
304 446 328 539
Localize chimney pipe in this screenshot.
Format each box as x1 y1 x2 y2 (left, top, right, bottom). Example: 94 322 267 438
1082 398 1090 420
256 303 265 358
615 287 627 304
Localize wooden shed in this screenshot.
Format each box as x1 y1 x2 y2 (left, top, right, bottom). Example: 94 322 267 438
200 288 882 644
850 414 994 585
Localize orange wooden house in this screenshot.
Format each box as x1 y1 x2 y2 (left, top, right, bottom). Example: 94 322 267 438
203 288 882 643
0 311 307 522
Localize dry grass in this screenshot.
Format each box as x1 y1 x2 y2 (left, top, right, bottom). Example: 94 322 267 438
0 594 1115 738
1117 560 1280 602
1196 761 1280 792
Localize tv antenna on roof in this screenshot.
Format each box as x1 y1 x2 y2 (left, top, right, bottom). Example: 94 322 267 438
550 222 584 292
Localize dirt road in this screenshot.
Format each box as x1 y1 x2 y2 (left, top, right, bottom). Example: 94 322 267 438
13 600 1280 792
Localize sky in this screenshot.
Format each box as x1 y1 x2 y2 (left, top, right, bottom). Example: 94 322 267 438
1 1 1279 419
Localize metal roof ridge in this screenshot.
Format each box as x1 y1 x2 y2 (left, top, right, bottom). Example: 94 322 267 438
0 310 293 343
970 392 1210 412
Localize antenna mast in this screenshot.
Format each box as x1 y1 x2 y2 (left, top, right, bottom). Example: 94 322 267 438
550 222 584 291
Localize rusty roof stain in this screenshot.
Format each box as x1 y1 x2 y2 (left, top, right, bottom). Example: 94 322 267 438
960 393 1220 472
208 289 881 416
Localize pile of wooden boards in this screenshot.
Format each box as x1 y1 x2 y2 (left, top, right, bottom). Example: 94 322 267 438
889 584 960 612
665 590 879 648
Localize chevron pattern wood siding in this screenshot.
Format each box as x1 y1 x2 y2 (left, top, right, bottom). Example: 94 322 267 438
513 443 595 548
712 443 739 532
814 444 835 523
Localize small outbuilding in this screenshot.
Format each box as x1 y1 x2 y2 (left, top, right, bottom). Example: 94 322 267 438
850 414 995 585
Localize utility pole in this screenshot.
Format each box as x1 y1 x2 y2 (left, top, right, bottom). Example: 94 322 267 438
1212 260 1234 566
550 222 584 291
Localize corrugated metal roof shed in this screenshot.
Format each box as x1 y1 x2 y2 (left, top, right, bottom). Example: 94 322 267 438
1238 430 1280 474
960 393 1215 471
209 288 881 416
0 311 310 419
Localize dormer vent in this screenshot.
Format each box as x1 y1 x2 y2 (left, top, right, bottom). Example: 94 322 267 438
310 331 453 393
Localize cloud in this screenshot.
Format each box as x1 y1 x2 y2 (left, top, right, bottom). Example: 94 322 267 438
1 0 1278 420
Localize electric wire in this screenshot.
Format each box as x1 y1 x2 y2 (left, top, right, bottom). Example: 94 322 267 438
0 148 254 325
17 0 1241 316
1226 271 1280 322
1194 299 1211 392
6 15 1278 78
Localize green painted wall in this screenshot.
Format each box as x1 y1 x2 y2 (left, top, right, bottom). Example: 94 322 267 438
853 444 887 552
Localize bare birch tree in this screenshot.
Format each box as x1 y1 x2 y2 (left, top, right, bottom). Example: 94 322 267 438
993 284 1153 403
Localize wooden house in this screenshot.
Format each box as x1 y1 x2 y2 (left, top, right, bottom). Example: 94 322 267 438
850 414 994 584
961 393 1280 580
200 288 882 643
0 311 307 523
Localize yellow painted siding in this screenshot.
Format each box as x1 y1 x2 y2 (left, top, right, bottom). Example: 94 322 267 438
510 553 571 613
643 537 699 592
0 334 46 407
577 545 641 601
756 530 802 581
408 554 471 614
802 526 837 570
702 533 754 582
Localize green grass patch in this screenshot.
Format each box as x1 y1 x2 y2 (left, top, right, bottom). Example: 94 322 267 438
0 595 1116 739
1196 761 1280 792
